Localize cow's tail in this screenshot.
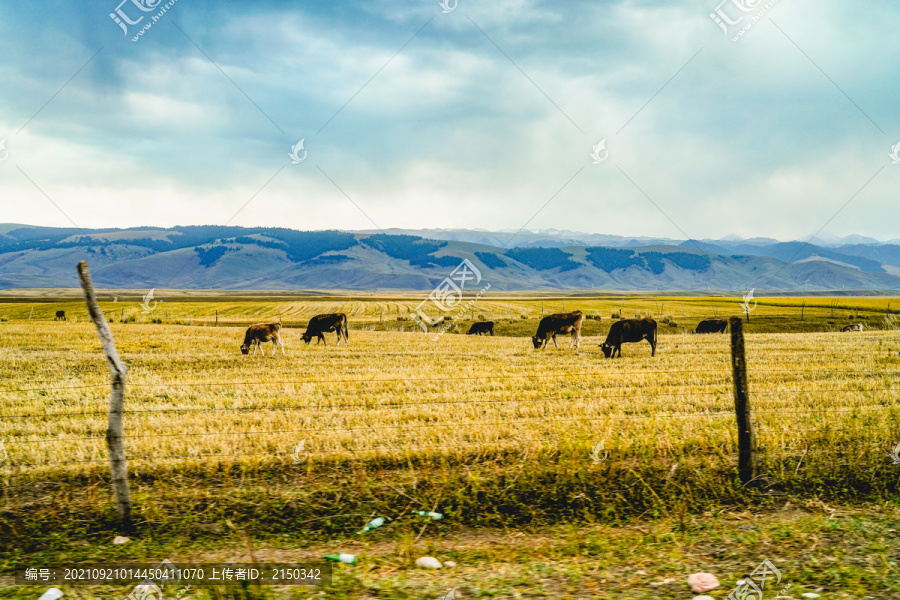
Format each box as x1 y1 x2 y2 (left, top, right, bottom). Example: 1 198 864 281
342 313 349 342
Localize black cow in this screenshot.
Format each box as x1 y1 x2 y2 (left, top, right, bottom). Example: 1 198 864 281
55 311 66 321
241 322 284 356
600 318 657 358
532 311 584 349
694 318 727 334
302 313 349 346
466 321 494 336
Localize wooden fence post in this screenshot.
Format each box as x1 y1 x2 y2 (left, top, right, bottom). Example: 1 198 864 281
77 261 132 532
729 317 757 485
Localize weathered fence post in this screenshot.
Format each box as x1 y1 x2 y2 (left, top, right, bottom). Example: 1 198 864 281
77 261 132 531
729 317 757 485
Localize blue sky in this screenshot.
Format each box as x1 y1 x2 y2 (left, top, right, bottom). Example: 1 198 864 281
1 0 898 241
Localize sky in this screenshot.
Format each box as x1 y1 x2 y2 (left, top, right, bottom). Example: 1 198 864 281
0 0 899 242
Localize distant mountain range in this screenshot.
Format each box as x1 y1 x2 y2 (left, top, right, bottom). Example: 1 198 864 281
1 224 899 291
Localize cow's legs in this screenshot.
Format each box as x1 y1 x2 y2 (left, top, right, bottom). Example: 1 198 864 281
551 335 559 349
649 339 656 357
279 336 285 355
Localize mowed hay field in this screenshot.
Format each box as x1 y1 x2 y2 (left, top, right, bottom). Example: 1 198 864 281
2 293 899 335
2 295 900 554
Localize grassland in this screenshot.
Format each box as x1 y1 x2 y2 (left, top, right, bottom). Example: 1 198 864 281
1 293 897 335
1 295 899 598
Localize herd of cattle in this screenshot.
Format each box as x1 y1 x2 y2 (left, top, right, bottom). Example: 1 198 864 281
239 309 868 358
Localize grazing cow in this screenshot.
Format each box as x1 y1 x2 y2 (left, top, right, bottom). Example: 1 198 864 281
694 318 727 334
301 313 349 346
600 318 657 358
466 321 494 336
532 311 584 349
841 323 864 332
55 310 66 321
240 322 284 356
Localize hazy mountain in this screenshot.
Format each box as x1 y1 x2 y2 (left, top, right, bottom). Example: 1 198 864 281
1 225 899 291
356 229 900 278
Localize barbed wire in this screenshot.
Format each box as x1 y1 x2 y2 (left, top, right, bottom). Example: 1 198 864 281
2 437 895 470
1 383 896 421
0 437 566 468
1 367 896 395
0 386 733 419
2 402 897 450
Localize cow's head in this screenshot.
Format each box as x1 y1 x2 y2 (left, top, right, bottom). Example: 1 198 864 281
301 334 312 344
240 344 250 355
600 343 613 358
531 335 543 349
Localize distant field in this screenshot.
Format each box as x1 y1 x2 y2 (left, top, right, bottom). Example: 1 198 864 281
0 294 897 336
1 299 899 553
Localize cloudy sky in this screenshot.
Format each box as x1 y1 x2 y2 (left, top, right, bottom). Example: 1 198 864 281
1 0 898 241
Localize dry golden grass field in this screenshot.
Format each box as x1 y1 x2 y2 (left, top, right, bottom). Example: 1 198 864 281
1 295 900 599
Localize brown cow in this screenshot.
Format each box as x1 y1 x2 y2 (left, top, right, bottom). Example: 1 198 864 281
694 318 727 334
600 318 657 358
841 322 864 332
241 322 284 356
466 321 494 336
302 313 349 346
532 311 584 349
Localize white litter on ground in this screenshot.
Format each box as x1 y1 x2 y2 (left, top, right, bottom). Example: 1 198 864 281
415 556 442 569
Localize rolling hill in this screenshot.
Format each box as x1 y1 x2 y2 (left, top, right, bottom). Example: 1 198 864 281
1 224 899 291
